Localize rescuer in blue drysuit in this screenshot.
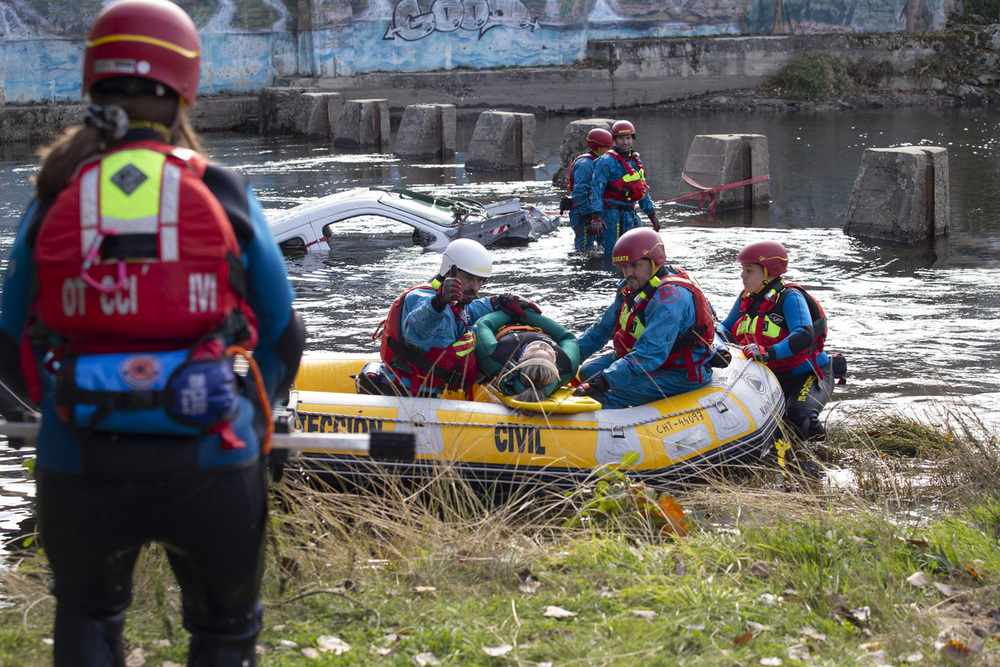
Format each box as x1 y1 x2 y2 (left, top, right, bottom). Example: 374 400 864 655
0 2 305 665
587 120 661 256
573 228 715 409
377 238 540 397
567 128 613 251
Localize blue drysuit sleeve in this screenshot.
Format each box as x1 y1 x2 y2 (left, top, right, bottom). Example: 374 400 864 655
571 157 596 215
401 291 495 351
771 289 814 361
588 154 613 213
0 202 44 403
600 283 695 390
241 186 299 401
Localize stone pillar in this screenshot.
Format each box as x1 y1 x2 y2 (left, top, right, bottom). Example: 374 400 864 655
333 99 390 149
552 118 616 187
465 111 535 172
843 147 949 244
393 104 456 159
677 134 770 211
258 87 341 138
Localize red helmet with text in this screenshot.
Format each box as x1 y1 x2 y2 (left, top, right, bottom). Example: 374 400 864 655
612 228 665 271
611 120 636 139
736 240 788 278
586 128 613 152
83 0 202 107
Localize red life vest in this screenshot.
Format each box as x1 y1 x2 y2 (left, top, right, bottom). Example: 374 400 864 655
611 267 715 382
603 150 649 204
731 280 827 373
566 152 596 192
31 140 257 355
376 282 479 396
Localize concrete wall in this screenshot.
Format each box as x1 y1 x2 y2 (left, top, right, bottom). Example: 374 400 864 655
0 0 953 105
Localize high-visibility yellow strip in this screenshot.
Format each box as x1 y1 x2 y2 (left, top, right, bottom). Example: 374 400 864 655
86 34 199 59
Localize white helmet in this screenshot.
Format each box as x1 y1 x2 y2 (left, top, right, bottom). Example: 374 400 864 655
440 238 492 278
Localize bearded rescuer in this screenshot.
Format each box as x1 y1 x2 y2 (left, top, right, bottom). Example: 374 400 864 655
377 238 541 397
566 128 613 251
587 120 661 256
720 240 835 441
0 1 305 664
573 228 716 408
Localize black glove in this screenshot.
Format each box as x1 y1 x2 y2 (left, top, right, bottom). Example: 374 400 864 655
648 213 660 232
559 196 573 214
492 293 542 319
573 374 610 397
431 276 463 312
587 213 605 237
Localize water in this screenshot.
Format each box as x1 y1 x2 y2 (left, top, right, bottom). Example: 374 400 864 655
2 106 999 554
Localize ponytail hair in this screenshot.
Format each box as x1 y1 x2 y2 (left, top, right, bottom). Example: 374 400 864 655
34 83 203 202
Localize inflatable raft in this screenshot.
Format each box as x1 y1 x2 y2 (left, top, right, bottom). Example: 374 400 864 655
285 352 785 489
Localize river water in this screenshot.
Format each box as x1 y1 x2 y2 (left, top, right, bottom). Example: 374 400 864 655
2 106 1000 552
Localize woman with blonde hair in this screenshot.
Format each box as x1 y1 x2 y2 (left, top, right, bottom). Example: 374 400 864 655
0 1 305 664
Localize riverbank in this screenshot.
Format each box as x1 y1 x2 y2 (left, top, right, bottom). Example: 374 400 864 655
2 414 999 665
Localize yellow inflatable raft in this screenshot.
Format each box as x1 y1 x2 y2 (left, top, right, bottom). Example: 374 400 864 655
286 353 785 489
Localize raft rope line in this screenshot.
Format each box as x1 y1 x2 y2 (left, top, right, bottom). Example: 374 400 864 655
661 173 770 214
294 358 760 434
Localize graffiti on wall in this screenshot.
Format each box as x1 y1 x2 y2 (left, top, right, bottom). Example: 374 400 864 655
382 0 539 41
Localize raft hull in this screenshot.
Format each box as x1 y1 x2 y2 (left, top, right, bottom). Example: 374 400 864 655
285 354 785 490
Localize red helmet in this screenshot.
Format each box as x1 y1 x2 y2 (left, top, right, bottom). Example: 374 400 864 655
83 0 201 107
736 240 788 278
586 128 613 152
611 120 636 139
612 228 665 270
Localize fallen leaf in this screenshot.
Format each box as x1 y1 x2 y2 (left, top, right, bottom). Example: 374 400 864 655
786 644 811 662
733 631 754 644
858 642 882 651
747 621 773 632
629 609 656 620
124 648 147 667
862 649 890 665
152 639 171 648
760 658 782 666
748 561 774 579
934 581 958 596
482 644 514 657
682 623 706 632
162 662 182 667
966 564 983 579
300 647 320 659
413 586 437 595
798 627 827 642
371 645 396 656
316 636 351 655
903 652 924 663
543 605 577 619
517 569 540 593
906 571 930 588
414 651 442 666
277 639 298 649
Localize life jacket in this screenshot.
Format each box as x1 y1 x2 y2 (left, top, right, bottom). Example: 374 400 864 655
375 280 479 396
566 152 597 193
612 267 716 383
731 279 827 374
603 150 649 205
28 141 258 443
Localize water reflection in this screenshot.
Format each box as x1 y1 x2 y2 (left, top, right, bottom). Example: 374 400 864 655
1 106 1000 557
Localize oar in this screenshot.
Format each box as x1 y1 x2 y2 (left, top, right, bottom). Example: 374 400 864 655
0 417 416 461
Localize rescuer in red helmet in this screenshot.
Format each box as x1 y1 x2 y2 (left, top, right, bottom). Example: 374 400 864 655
564 127 613 251
0 1 305 663
573 228 717 407
720 240 841 442
586 119 661 256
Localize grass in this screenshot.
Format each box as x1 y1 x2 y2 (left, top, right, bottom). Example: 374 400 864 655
3 410 1000 665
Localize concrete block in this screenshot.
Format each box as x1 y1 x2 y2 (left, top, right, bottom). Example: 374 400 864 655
333 99 390 149
677 134 770 211
300 92 342 138
843 147 949 244
258 87 311 135
552 118 616 187
394 104 456 158
465 111 535 172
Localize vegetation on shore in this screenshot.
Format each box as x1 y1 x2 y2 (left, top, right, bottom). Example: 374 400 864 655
2 409 999 666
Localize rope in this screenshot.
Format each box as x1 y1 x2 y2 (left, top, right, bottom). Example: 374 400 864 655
662 173 770 214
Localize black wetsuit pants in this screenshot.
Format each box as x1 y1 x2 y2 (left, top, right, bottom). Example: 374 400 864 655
36 461 269 667
777 363 834 441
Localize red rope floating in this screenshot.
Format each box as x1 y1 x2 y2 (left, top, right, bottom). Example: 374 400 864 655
663 173 771 214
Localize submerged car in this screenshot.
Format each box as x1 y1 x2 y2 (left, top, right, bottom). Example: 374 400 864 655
269 186 560 254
